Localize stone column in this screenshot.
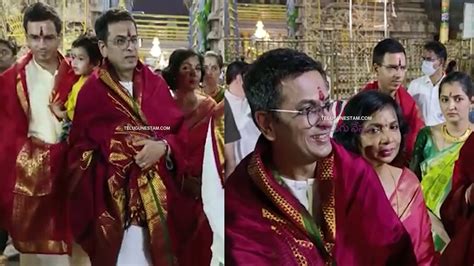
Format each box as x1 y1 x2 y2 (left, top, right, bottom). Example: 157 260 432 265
188 0 211 53
223 0 240 62
207 0 222 53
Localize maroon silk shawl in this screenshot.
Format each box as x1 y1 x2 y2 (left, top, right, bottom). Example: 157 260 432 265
0 52 75 254
440 134 474 266
225 137 417 265
67 61 188 265
363 81 425 164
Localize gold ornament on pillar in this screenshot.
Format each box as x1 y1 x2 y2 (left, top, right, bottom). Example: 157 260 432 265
440 0 449 43
119 0 126 9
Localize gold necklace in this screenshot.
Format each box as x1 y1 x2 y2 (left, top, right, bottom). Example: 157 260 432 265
442 124 472 143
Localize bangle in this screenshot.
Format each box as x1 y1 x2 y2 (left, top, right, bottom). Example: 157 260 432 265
161 139 174 170
161 139 170 155
467 185 473 206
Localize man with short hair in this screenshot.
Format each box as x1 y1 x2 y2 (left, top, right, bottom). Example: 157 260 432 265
0 39 17 73
363 38 424 162
408 41 447 126
225 48 417 265
0 2 76 265
224 60 260 166
67 9 187 265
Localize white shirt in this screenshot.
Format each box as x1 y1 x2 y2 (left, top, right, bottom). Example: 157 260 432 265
224 90 246 127
202 121 225 266
26 58 62 144
225 90 261 164
408 75 445 126
117 225 151 265
281 177 315 214
119 81 134 96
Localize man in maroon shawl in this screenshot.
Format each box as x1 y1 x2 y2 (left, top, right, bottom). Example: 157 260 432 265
0 2 76 261
362 38 424 162
440 133 474 266
225 48 417 265
66 9 187 265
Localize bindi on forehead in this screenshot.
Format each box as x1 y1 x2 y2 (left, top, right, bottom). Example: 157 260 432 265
39 26 44 36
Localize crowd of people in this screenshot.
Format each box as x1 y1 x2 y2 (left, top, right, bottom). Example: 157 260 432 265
0 2 472 266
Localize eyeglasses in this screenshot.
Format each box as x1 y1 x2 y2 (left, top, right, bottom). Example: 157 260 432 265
269 100 335 127
109 36 139 50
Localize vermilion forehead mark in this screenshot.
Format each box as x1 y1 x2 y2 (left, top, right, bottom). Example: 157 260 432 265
127 28 132 37
39 26 44 36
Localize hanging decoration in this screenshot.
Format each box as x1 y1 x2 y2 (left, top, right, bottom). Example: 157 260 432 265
349 0 353 40
196 0 212 52
383 0 388 38
440 0 449 43
391 0 397 18
287 0 297 38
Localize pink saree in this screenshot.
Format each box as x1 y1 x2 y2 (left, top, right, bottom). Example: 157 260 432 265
389 168 436 265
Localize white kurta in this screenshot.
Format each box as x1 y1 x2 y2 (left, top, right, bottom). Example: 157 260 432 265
281 177 315 214
25 58 62 144
202 120 225 266
115 81 151 266
117 225 151 266
20 58 70 265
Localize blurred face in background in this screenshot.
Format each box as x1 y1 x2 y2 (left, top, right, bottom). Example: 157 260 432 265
203 55 221 88
0 42 15 71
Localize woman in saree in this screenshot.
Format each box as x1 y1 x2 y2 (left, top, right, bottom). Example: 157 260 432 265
439 133 474 266
334 90 435 265
410 71 473 253
162 49 216 266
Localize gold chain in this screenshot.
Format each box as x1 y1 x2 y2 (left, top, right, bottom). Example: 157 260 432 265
442 124 472 143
